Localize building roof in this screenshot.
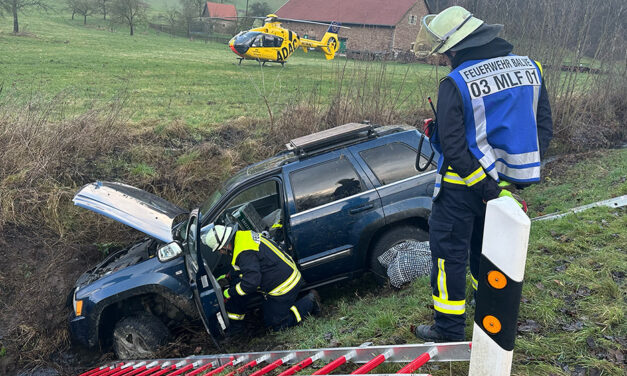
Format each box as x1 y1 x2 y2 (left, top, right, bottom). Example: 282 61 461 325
276 0 423 27
203 2 237 19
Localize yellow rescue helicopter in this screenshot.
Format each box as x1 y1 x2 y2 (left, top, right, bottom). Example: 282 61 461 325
228 14 348 65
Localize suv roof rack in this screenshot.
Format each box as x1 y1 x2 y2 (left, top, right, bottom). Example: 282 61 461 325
286 122 375 156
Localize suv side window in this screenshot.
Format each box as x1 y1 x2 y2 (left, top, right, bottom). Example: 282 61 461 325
291 156 364 212
360 142 434 185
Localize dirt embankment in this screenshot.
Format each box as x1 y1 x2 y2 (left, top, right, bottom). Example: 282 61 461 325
0 226 102 375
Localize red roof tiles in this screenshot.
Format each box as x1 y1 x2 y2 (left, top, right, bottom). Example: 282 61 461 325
203 1 237 19
276 0 422 26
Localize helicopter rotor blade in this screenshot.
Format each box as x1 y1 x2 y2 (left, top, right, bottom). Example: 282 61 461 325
201 16 265 20
275 18 351 29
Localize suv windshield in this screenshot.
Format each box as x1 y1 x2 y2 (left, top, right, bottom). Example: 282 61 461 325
199 153 293 221
199 189 223 218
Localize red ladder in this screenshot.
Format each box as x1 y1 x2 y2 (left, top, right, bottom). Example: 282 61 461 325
78 342 471 376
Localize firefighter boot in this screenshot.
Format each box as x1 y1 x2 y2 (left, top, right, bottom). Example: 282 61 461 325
414 324 464 342
308 289 322 315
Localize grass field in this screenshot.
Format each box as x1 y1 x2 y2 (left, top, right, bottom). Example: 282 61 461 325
0 7 442 126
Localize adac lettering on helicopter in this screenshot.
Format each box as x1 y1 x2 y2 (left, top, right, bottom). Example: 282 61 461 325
276 37 299 61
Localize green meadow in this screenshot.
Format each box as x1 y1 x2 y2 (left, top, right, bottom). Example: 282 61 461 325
1 6 442 126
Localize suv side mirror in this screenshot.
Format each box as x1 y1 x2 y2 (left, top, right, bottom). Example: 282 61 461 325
157 242 183 262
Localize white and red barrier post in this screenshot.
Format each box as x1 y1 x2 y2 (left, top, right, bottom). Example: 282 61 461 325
469 196 531 376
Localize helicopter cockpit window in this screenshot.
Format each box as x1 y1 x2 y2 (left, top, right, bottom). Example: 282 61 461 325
234 32 261 47
251 35 264 47
263 35 283 47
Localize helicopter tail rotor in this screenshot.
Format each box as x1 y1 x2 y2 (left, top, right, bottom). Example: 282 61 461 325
320 22 341 60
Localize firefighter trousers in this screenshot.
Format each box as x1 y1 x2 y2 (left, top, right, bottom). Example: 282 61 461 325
429 185 486 339
226 288 314 331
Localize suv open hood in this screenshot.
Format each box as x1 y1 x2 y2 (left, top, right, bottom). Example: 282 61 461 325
73 181 188 243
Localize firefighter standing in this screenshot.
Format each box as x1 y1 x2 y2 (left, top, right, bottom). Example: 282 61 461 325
412 6 553 341
201 224 319 333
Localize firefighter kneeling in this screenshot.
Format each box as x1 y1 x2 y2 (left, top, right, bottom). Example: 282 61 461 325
201 224 320 334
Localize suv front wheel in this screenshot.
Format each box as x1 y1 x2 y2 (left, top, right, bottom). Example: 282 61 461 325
112 313 170 359
369 225 428 284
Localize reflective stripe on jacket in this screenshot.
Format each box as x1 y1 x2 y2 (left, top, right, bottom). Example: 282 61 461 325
228 230 301 298
445 54 543 184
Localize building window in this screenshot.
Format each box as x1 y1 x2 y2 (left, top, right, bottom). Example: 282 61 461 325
409 15 417 25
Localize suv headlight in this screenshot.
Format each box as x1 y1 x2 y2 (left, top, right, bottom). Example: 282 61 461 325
73 289 83 316
157 242 183 262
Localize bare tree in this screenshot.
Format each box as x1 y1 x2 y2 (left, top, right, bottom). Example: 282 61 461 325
96 0 110 20
67 0 77 19
179 0 200 37
164 6 180 36
0 0 50 33
249 2 271 17
110 0 148 36
67 0 96 25
192 0 204 17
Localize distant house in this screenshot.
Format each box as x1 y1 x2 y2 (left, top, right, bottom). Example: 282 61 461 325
201 1 238 34
276 0 430 54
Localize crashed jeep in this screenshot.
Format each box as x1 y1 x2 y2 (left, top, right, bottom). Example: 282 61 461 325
68 123 437 359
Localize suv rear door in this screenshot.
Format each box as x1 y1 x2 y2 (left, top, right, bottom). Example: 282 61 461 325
283 149 383 284
349 132 437 222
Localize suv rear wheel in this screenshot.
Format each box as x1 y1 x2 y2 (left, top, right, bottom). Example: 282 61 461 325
369 226 428 284
112 313 169 359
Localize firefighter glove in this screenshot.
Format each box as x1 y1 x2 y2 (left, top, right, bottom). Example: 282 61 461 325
498 189 528 213
217 274 229 290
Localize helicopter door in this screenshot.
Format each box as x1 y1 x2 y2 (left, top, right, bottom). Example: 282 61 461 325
248 35 264 58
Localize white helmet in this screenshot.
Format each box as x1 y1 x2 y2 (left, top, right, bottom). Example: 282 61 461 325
200 223 235 252
414 6 501 56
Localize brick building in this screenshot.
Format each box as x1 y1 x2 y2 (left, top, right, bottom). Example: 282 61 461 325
201 2 238 34
275 0 430 54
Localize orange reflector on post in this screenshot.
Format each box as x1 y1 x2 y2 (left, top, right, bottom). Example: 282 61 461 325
75 300 84 316
487 270 507 289
482 315 502 334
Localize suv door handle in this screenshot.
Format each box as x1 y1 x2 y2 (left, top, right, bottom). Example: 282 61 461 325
349 203 375 214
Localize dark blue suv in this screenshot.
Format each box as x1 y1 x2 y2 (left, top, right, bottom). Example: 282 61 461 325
68 123 437 359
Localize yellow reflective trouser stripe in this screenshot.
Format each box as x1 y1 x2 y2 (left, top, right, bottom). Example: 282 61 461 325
228 312 245 320
235 282 246 296
260 237 302 296
470 274 478 290
437 258 448 300
290 306 302 323
432 295 465 315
